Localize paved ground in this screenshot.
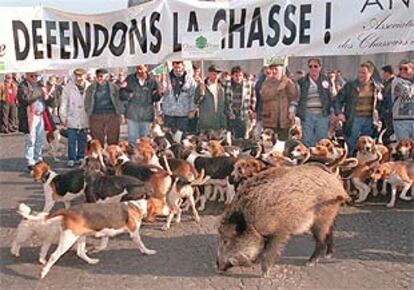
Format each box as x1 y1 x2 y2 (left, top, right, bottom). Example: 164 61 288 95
0 133 413 290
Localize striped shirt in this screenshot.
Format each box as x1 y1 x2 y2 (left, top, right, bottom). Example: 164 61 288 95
356 82 374 117
306 77 323 113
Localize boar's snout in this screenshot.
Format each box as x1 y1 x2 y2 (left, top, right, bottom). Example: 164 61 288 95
216 258 232 273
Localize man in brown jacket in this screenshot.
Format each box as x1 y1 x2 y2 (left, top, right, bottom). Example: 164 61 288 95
259 62 298 139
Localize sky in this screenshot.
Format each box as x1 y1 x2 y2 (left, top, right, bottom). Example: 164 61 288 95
0 0 128 14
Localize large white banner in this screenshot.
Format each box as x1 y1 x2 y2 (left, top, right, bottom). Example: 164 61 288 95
0 0 413 72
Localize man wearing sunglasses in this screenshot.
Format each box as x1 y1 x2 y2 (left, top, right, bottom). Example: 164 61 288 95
295 57 334 146
17 72 50 172
391 60 414 140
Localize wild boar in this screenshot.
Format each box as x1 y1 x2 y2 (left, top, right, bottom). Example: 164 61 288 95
216 163 350 277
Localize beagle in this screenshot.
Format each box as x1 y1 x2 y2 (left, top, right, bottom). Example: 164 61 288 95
32 161 85 212
162 172 210 231
356 136 390 164
38 200 155 279
371 160 414 208
396 139 414 160
136 137 162 167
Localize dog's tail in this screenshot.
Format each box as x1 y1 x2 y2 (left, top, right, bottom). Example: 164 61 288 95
191 169 210 186
377 128 387 145
162 155 173 175
16 203 48 221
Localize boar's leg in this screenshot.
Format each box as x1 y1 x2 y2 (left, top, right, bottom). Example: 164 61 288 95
308 218 335 265
260 234 290 278
325 225 335 259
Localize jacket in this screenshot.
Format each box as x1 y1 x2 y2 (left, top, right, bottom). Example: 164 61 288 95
17 79 56 134
334 79 382 136
0 81 17 103
260 76 298 129
194 80 228 131
120 74 161 122
60 81 90 129
224 79 255 121
161 71 196 117
85 81 122 116
296 74 333 121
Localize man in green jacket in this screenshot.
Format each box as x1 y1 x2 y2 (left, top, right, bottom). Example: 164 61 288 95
194 65 229 132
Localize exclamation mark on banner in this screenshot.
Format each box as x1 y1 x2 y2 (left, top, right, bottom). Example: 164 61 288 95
324 2 332 44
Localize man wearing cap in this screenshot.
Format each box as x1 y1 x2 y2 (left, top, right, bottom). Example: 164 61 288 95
259 61 298 140
195 65 228 132
60 68 89 167
391 60 414 140
161 61 197 133
85 68 122 146
17 72 51 172
120 64 162 144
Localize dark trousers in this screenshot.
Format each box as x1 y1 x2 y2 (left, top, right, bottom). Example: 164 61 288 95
67 128 87 161
164 115 189 132
1 101 17 132
90 113 121 146
229 117 247 139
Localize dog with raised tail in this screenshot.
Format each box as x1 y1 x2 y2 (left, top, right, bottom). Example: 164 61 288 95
33 200 154 279
162 169 210 231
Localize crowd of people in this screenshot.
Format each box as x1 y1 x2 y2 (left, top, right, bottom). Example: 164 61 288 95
0 58 413 172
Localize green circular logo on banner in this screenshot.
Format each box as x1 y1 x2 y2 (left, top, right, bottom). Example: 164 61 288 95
195 35 208 49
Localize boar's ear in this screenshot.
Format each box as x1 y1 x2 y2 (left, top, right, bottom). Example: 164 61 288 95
228 211 247 235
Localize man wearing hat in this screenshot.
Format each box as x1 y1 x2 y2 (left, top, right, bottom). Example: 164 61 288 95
259 60 298 140
85 68 122 146
60 68 89 167
391 59 414 140
194 64 229 132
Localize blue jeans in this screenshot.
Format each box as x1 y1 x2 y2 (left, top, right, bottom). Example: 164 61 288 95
394 120 414 141
24 114 45 166
128 119 151 144
164 115 189 133
347 116 375 156
301 113 329 147
67 128 87 161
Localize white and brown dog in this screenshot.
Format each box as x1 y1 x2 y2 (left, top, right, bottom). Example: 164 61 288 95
162 172 210 231
36 200 154 279
371 160 413 208
32 161 85 212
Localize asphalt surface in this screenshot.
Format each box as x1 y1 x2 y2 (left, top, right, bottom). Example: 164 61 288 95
0 132 413 290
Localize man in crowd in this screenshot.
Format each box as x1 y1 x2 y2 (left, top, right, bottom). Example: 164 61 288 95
378 65 395 142
391 60 414 140
120 65 162 144
161 61 197 133
195 65 228 132
225 66 255 138
17 72 52 172
295 57 334 147
335 62 383 155
85 68 122 146
259 61 298 140
254 65 271 137
0 73 18 133
60 68 89 167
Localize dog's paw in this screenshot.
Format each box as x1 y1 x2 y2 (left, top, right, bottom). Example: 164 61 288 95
161 225 170 231
194 216 201 223
38 258 47 265
400 195 412 201
144 249 157 255
87 258 100 264
386 202 395 208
